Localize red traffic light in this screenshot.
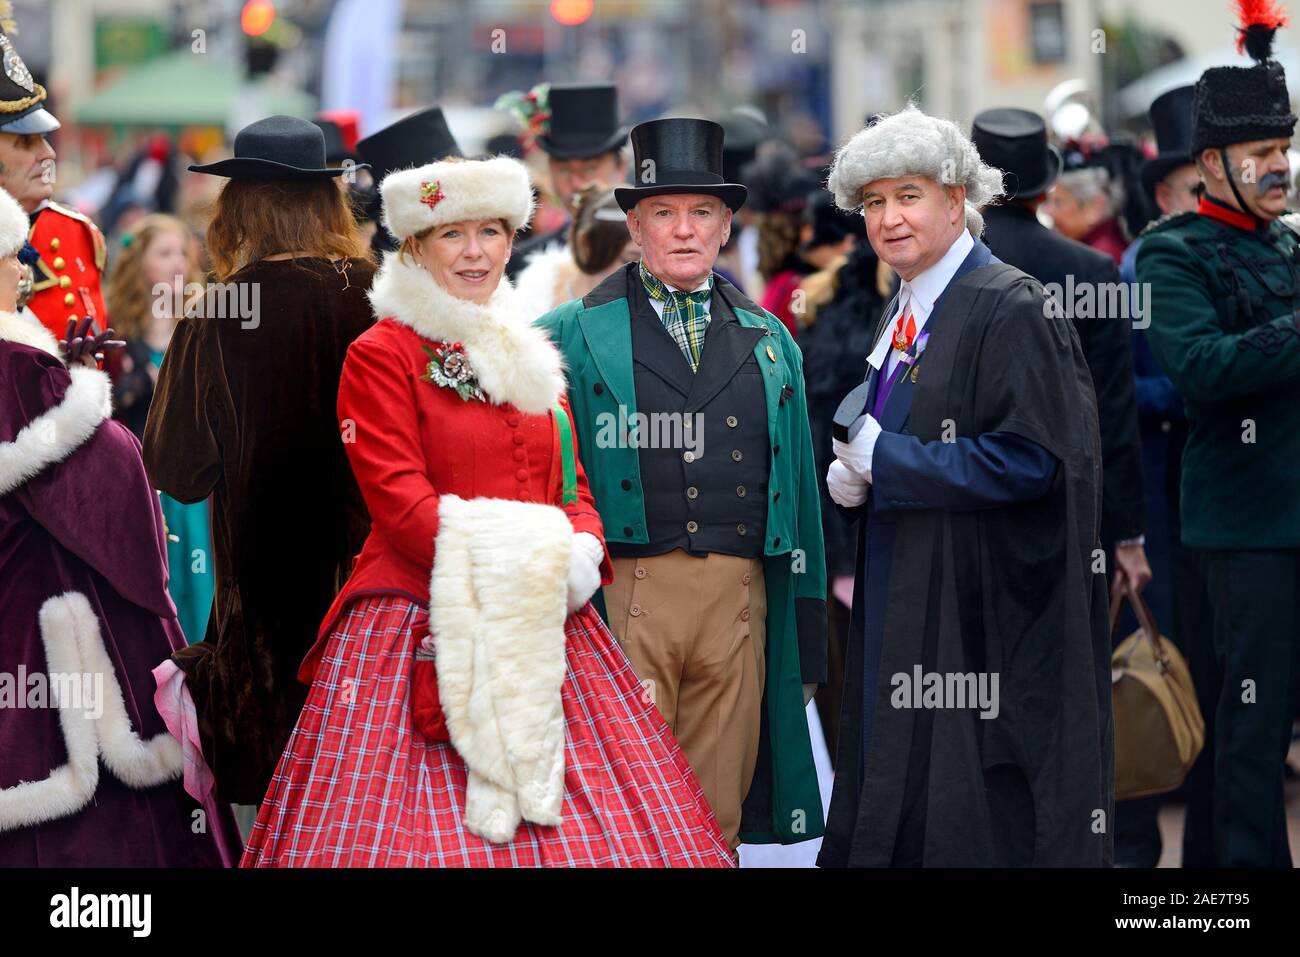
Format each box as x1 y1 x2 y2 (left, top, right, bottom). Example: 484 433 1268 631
551 0 594 27
241 0 277 37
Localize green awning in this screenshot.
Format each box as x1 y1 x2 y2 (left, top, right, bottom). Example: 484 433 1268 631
73 51 315 128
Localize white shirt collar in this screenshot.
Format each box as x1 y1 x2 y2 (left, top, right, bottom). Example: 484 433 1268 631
867 228 974 372
644 269 714 320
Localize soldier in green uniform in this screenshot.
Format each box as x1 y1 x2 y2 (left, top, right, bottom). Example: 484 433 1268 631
1136 3 1300 867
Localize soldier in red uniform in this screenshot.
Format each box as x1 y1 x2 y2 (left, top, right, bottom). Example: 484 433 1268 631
0 28 110 343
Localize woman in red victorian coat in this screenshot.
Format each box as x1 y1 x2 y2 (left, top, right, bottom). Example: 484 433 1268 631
242 156 732 867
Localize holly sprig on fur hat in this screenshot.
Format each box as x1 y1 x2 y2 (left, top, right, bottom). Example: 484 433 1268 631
494 83 551 146
1236 0 1290 61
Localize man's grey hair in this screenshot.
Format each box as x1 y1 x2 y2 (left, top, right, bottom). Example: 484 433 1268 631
1057 166 1121 218
827 105 1005 236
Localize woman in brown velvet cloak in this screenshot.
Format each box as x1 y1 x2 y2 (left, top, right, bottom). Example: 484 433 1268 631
143 116 375 806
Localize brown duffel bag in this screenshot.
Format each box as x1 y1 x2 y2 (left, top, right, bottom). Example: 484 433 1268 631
1110 582 1205 800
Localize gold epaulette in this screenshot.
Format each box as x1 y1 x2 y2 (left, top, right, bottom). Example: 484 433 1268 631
44 200 107 271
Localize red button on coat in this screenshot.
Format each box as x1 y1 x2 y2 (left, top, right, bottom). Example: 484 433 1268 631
513 434 525 446
513 449 525 461
507 416 520 427
516 468 528 482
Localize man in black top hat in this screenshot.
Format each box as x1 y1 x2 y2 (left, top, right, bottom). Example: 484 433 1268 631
537 117 827 851
1119 85 1198 673
1137 3 1300 867
356 106 461 256
973 108 1149 595
504 83 629 279
1138 86 1201 219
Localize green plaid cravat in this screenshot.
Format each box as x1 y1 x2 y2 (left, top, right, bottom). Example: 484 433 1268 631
640 260 713 372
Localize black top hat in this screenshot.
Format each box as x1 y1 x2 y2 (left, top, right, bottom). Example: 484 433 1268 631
970 107 1062 199
535 83 629 160
356 106 462 183
1140 86 1196 198
0 33 59 135
718 106 770 185
312 118 360 166
742 145 820 214
614 118 748 213
801 188 865 252
1192 8 1296 154
189 115 366 180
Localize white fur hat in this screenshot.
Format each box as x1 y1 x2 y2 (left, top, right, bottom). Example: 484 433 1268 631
380 155 534 242
0 186 29 259
828 106 1005 235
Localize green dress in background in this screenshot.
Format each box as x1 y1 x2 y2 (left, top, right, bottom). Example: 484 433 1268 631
151 346 215 644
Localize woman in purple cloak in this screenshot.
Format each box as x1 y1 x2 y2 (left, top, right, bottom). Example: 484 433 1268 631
0 184 241 866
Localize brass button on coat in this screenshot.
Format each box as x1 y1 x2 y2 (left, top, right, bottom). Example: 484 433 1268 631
52 256 66 271
50 237 61 251
58 276 72 289
686 520 699 533
63 293 75 307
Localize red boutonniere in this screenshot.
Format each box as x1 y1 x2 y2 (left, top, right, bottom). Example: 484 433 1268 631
421 341 485 401
420 180 446 209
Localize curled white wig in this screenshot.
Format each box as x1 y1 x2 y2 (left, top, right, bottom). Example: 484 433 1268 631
828 105 1006 236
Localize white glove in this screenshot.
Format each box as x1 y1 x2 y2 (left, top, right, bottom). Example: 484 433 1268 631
832 414 882 482
566 531 604 614
826 459 868 508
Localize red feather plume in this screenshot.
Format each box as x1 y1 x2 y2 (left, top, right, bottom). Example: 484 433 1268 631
1235 0 1290 57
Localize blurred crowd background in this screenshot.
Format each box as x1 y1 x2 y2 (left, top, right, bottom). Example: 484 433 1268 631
18 0 1300 255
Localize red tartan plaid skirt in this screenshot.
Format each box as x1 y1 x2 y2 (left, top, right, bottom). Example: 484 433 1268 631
241 596 733 867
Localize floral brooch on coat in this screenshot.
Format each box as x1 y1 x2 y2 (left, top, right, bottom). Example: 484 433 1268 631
897 330 931 383
421 341 485 402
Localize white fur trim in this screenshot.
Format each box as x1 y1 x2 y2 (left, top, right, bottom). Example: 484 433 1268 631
0 309 60 357
430 495 572 843
0 187 29 259
514 244 575 321
0 364 111 498
0 592 183 833
381 155 535 241
368 252 565 414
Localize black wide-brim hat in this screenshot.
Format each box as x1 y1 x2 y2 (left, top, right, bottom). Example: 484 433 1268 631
1140 85 1196 199
535 83 629 159
971 107 1062 199
614 118 748 213
357 106 462 182
189 115 366 180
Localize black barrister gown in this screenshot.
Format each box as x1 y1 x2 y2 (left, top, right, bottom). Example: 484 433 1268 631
818 253 1113 867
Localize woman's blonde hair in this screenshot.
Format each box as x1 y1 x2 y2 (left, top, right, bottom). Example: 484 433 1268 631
206 178 369 280
104 213 205 339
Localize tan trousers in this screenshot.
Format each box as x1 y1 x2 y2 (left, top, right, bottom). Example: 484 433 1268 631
604 549 766 849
